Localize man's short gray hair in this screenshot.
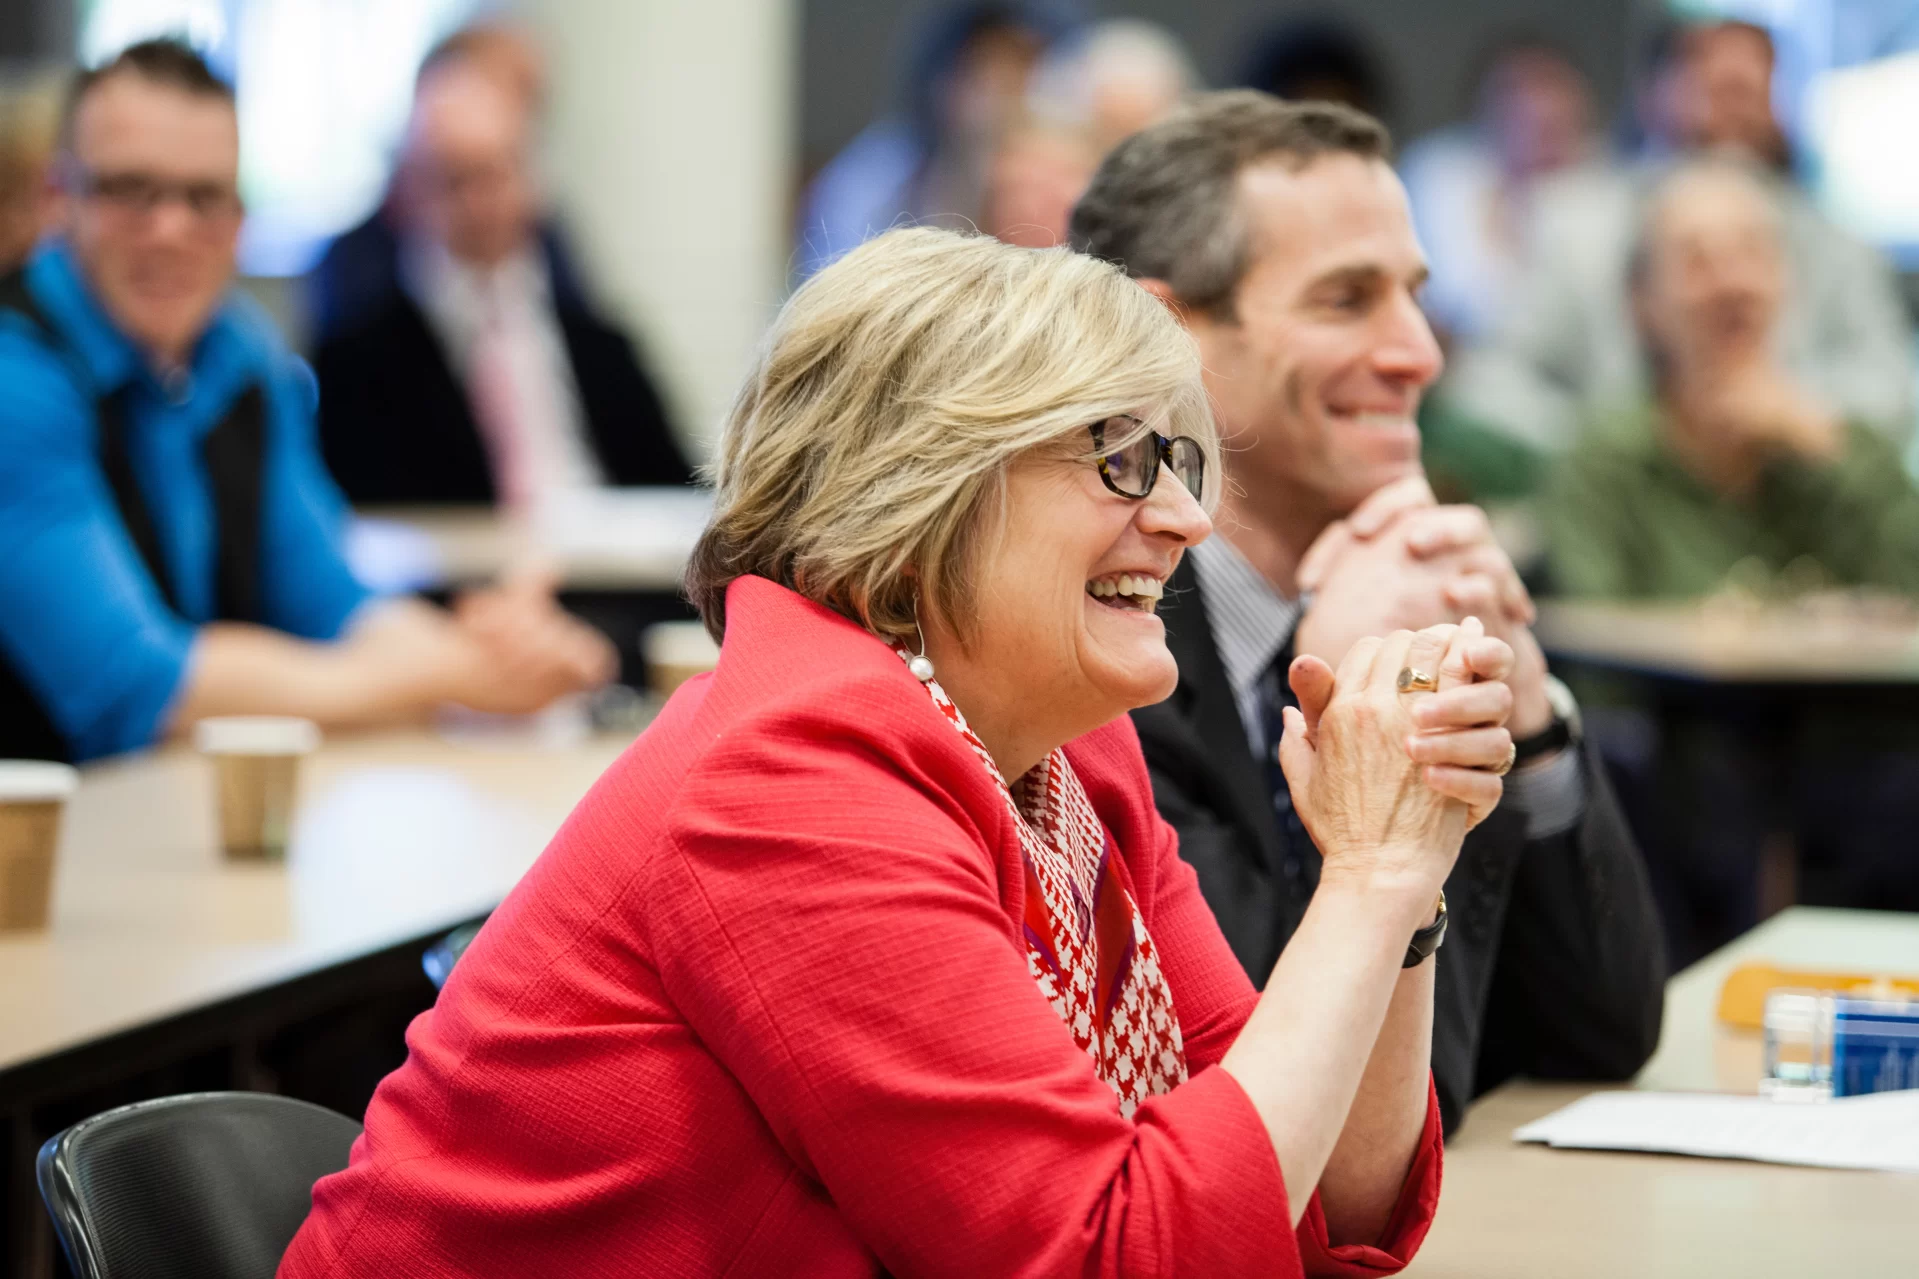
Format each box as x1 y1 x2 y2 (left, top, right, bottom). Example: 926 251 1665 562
1068 90 1391 319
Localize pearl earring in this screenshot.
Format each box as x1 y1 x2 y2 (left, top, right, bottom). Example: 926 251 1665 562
907 609 935 683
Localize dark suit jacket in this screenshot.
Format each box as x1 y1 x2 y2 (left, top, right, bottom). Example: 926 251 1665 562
1132 558 1667 1134
312 241 691 506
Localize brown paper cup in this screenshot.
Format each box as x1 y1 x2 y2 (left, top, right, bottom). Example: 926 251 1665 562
643 621 721 698
195 718 319 861
0 762 78 931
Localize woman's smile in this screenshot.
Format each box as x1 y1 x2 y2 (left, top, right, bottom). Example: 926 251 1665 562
1084 571 1166 614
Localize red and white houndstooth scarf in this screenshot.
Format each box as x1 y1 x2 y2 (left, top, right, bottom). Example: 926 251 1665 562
911 662 1187 1117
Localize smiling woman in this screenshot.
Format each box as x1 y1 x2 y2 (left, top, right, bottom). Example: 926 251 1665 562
687 228 1219 780
280 227 1515 1279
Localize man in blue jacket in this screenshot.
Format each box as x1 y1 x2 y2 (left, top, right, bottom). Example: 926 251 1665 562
0 39 612 762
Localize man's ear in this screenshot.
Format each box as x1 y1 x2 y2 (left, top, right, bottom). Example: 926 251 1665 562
1135 277 1189 327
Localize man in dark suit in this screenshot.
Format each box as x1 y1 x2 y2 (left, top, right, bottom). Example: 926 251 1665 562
1071 91 1666 1134
311 36 690 507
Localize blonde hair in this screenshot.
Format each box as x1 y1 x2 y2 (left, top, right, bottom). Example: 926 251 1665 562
686 226 1217 645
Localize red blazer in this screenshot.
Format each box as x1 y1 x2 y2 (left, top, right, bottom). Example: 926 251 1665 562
280 577 1442 1278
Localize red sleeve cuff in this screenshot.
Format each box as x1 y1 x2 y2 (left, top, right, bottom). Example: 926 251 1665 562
1131 1065 1299 1273
1297 1075 1445 1276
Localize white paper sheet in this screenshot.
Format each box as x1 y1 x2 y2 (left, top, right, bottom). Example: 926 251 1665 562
1513 1089 1919 1173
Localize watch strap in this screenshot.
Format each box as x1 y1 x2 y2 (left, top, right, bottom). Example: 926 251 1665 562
1512 715 1573 766
1402 890 1447 968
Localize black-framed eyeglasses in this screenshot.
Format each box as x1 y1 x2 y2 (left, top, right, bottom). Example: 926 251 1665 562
72 167 243 225
1090 416 1206 502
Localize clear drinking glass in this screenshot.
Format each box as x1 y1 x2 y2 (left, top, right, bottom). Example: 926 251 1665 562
1760 989 1835 1100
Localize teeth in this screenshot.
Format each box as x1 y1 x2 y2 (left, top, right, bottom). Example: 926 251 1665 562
1085 574 1164 601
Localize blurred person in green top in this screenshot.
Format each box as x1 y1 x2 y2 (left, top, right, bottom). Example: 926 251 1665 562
1546 159 1919 600
1544 157 1919 967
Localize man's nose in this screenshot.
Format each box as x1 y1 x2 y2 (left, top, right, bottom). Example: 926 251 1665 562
147 197 199 244
1374 292 1444 388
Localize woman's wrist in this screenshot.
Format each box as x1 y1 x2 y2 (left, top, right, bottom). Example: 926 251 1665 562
1315 859 1446 933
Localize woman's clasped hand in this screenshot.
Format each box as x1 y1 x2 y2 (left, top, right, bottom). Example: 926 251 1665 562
1279 617 1516 894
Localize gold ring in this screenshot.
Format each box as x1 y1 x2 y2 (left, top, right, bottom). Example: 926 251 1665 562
1396 666 1439 694
1491 743 1517 777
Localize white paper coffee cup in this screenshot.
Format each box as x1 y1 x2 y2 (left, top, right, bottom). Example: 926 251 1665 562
194 717 319 860
0 760 79 930
643 621 721 698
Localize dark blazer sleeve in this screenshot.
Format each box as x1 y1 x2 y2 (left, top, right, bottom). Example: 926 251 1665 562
1472 746 1667 1094
1132 701 1290 984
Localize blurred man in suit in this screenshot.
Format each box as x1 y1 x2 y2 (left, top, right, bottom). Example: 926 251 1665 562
0 40 613 762
1071 91 1665 1134
313 32 689 508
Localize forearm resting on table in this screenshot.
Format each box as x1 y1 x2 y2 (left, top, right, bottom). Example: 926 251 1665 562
164 598 484 733
1222 872 1436 1240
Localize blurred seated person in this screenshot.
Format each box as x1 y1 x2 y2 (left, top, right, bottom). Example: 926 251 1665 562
0 40 613 763
978 117 1098 248
307 22 559 341
0 67 63 270
1445 19 1911 458
1548 159 1919 964
1072 93 1664 1134
1547 159 1919 600
1025 18 1199 154
313 40 689 508
794 3 1057 280
1400 37 1596 347
281 227 1514 1277
1402 39 1598 503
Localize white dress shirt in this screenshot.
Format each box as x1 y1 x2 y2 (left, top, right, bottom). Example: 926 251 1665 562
404 239 604 506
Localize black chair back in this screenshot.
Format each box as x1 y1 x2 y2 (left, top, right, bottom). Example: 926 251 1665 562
37 1091 360 1279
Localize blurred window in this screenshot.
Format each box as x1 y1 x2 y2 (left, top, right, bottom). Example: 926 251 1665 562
79 0 481 276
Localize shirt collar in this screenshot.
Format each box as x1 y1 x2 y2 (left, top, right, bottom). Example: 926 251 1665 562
403 237 549 337
25 240 242 403
1188 535 1303 704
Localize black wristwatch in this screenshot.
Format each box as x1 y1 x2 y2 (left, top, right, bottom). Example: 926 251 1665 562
1403 891 1447 968
1512 675 1582 768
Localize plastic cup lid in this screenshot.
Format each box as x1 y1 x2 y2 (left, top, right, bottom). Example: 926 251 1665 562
0 760 81 801
193 717 321 755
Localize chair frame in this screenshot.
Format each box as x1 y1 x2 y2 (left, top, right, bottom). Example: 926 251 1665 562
36 1090 359 1279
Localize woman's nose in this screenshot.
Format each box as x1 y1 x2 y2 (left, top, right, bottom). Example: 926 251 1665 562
1140 470 1213 546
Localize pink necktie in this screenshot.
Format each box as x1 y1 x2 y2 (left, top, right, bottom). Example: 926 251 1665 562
468 293 535 509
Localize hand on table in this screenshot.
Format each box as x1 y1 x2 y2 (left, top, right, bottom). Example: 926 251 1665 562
450 566 618 714
1278 620 1515 898
1295 476 1553 738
